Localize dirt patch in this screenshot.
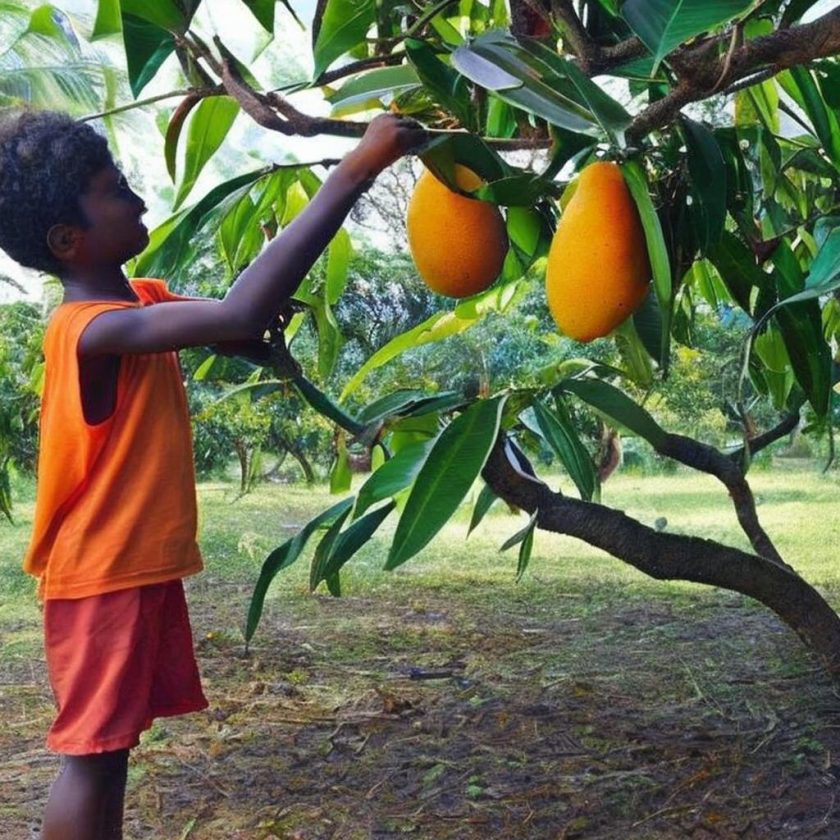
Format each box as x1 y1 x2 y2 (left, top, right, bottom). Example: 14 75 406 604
2 582 839 839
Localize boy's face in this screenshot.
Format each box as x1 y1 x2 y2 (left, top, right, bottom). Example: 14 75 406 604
70 164 149 268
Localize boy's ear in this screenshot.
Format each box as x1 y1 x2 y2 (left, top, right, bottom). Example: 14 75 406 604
46 223 82 262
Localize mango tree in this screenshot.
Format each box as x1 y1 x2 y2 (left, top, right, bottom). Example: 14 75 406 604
12 0 840 673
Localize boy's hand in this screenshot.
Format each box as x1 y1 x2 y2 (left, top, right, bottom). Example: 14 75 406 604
342 114 428 184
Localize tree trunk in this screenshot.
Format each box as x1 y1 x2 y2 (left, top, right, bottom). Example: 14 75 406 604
234 438 249 493
483 437 840 677
288 446 315 485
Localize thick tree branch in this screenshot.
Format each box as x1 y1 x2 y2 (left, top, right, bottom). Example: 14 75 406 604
655 431 787 569
482 436 840 676
734 412 801 460
628 7 840 141
220 60 368 138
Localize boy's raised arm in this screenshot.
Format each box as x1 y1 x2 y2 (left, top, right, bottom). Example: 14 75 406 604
79 115 426 357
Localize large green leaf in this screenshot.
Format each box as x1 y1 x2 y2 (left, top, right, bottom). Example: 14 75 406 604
620 160 672 369
708 230 765 315
132 168 270 278
91 0 120 38
519 37 632 145
354 438 435 519
121 0 189 31
756 227 840 315
531 398 598 501
681 117 727 253
780 67 840 171
246 498 354 641
770 242 832 417
173 96 240 210
405 39 475 131
386 396 507 569
327 64 421 113
312 0 375 79
621 0 754 74
451 37 598 134
559 379 668 449
467 481 498 535
293 375 366 436
311 501 396 591
121 13 175 98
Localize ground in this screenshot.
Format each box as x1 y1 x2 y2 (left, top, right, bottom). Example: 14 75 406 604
1 470 839 838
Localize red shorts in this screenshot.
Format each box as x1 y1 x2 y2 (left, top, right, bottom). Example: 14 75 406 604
44 579 208 755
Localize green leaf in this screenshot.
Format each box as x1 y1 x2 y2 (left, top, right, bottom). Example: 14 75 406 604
326 228 353 304
764 241 833 416
559 379 667 449
681 117 727 253
707 230 765 315
354 439 435 519
451 39 598 134
520 37 632 145
312 0 376 79
499 511 538 581
121 0 189 31
293 375 366 436
330 437 352 494
531 398 598 501
327 64 421 112
121 13 175 98
472 174 557 206
405 39 475 130
386 396 507 569
620 160 672 369
246 498 354 641
240 0 282 32
781 67 840 171
613 317 655 387
309 505 353 590
311 502 396 590
467 482 498 535
621 0 754 74
418 130 510 187
756 228 840 315
91 0 121 39
173 96 240 209
132 168 270 278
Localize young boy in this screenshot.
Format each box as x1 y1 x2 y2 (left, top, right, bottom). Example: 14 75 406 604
0 107 424 839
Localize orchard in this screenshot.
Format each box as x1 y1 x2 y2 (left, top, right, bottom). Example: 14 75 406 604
2 0 840 670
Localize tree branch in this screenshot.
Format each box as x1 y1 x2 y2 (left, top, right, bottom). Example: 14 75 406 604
482 435 840 676
628 7 840 142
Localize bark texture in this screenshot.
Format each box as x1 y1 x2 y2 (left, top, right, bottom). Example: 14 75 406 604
482 437 840 677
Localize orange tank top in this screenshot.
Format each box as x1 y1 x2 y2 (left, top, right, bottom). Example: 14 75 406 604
25 279 203 599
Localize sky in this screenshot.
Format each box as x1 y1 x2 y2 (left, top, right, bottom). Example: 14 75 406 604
1 0 839 302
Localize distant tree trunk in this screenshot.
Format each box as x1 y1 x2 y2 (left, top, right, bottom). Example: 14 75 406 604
288 447 315 485
483 435 840 677
234 439 249 493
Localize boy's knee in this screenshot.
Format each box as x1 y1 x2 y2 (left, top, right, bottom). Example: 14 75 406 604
64 750 129 786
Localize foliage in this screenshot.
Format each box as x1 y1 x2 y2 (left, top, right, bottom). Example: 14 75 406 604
3 0 840 667
0 301 43 518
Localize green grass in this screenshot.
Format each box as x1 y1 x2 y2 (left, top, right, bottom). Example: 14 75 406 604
3 464 839 641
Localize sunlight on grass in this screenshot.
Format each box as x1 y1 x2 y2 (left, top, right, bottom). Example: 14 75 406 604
2 467 839 640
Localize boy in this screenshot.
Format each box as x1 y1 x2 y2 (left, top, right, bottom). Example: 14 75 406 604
0 107 424 839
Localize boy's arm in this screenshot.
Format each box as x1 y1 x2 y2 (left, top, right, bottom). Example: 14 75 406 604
79 115 425 357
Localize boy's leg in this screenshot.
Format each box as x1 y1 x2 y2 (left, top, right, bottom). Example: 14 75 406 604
41 749 129 840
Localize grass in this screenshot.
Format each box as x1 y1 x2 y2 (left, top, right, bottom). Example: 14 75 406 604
4 464 840 838
3 464 840 649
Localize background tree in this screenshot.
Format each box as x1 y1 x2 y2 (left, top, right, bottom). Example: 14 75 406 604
3 0 840 674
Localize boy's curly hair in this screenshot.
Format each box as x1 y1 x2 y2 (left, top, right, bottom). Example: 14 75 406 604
0 109 113 275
